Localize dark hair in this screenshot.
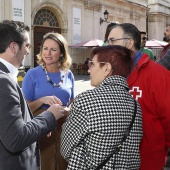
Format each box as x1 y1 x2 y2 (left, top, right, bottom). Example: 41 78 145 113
104 22 118 43
114 23 141 50
0 20 30 53
91 45 134 78
140 31 146 35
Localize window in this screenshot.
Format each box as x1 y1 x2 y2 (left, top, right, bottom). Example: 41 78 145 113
34 9 59 27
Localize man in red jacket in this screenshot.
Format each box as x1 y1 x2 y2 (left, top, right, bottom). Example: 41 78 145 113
108 23 170 170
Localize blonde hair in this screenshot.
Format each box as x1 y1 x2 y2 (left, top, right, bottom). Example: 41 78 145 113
37 32 72 71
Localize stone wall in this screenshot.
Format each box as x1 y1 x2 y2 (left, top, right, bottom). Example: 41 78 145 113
0 0 169 66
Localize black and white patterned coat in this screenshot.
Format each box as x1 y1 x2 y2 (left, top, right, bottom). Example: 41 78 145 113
61 76 143 170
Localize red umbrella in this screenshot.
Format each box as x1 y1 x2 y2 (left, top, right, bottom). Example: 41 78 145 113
145 39 168 48
70 38 103 47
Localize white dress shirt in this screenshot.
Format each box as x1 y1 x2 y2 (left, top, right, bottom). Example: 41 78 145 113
0 58 18 83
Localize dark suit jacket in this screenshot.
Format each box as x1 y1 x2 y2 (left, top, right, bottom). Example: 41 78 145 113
0 62 57 170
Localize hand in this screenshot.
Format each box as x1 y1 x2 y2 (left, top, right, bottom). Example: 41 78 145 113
63 107 70 116
47 104 64 120
41 96 62 106
46 132 52 137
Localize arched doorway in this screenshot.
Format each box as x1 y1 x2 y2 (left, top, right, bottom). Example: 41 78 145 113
33 9 61 67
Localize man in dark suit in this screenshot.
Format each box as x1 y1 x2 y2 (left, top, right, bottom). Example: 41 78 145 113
0 20 64 170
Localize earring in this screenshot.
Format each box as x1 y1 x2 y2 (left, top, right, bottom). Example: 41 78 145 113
59 55 64 62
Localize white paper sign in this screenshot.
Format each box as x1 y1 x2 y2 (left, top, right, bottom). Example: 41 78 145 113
12 0 24 22
73 7 81 44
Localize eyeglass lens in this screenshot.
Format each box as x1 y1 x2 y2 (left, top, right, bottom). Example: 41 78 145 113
142 37 147 41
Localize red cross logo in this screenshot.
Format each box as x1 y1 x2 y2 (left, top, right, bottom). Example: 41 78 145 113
129 86 142 100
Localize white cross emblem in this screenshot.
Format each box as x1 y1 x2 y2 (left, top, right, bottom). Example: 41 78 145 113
129 86 142 100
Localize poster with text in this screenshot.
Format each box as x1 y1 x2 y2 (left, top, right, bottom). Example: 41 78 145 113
73 7 81 44
12 0 24 22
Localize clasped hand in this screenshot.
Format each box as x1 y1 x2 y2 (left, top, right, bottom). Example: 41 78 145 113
46 104 67 138
41 95 62 106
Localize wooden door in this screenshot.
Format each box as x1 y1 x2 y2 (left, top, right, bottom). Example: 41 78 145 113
34 26 61 67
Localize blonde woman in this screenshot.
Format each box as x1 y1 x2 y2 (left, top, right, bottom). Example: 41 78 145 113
22 32 74 170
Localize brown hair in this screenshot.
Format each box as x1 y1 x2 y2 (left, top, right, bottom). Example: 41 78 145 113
140 31 146 35
90 45 134 78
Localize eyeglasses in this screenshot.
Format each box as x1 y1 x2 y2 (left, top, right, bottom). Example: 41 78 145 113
142 37 148 41
107 38 130 45
88 61 106 68
24 43 32 50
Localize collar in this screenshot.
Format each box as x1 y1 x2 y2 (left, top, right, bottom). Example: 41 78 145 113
100 75 129 91
127 52 150 85
163 43 170 50
0 58 19 82
163 44 170 51
160 43 170 58
134 50 143 65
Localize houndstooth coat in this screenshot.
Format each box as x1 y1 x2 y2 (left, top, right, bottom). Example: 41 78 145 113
61 76 143 170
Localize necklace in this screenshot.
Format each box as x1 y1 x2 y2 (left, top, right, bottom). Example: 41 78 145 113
42 65 66 88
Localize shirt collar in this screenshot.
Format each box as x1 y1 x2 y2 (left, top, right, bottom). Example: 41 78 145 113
0 58 19 81
134 50 143 65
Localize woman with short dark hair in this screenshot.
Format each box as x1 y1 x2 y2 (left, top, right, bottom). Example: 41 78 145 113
61 45 143 169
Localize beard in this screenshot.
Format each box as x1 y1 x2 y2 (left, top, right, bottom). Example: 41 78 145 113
163 35 170 42
140 41 146 48
163 36 168 42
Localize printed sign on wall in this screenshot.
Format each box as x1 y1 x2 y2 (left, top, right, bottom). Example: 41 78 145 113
12 0 24 22
73 7 81 44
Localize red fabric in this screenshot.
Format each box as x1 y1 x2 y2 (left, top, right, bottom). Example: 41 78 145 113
127 53 170 170
160 43 170 59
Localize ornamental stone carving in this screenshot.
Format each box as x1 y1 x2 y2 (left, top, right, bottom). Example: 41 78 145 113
84 0 102 11
149 13 167 22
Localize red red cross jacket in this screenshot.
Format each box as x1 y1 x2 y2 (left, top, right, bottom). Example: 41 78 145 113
128 53 170 170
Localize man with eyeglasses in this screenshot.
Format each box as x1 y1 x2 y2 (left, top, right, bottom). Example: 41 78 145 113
140 31 155 61
108 23 170 170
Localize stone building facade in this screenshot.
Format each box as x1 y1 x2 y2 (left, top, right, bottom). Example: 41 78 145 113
0 0 170 68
